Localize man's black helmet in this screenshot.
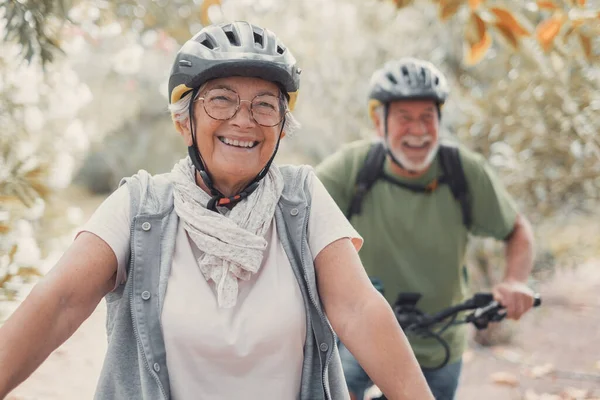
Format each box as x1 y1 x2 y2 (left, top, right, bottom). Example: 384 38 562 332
168 21 301 110
367 57 449 119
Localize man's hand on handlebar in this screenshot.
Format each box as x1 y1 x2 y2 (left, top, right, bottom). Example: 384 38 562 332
492 280 536 320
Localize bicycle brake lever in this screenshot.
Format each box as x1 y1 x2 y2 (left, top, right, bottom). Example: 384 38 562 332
467 301 505 330
472 301 501 319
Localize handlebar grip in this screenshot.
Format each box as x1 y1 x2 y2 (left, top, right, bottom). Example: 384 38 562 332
533 294 541 307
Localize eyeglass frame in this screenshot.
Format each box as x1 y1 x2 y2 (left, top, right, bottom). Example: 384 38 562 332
193 88 288 127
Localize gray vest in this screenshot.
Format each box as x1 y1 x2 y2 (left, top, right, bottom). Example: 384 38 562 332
95 165 349 400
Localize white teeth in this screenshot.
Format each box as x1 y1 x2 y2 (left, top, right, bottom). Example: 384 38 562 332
402 136 431 147
221 137 256 148
404 141 429 147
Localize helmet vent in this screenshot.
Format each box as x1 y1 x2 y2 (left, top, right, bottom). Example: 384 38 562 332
434 76 440 85
224 30 240 46
386 73 397 84
201 39 215 49
253 32 264 48
196 33 217 50
276 44 285 55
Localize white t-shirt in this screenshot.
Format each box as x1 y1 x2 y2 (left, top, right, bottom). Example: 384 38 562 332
81 171 362 400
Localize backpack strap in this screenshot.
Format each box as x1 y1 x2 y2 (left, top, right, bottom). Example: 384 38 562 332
346 141 387 219
346 141 473 230
438 145 472 229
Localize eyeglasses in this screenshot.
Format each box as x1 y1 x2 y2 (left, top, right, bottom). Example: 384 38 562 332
195 88 286 127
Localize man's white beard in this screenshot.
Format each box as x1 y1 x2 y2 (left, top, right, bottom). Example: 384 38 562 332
389 138 440 172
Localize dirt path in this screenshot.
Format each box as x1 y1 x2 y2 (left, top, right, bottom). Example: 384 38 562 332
456 261 600 400
8 304 107 400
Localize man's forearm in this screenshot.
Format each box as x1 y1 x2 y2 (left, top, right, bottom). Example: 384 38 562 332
338 294 433 400
504 214 535 283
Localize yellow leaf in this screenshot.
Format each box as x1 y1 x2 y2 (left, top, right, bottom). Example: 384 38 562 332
576 0 586 5
24 167 45 180
465 13 492 65
0 195 22 205
490 7 530 36
439 0 463 21
495 22 520 49
0 224 11 234
0 273 13 287
536 15 565 51
469 0 483 10
8 245 17 260
580 33 592 60
465 12 487 42
15 266 42 278
537 0 559 10
392 0 416 7
199 0 222 26
29 181 50 198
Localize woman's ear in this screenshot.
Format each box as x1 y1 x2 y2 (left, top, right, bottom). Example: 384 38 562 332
174 117 193 146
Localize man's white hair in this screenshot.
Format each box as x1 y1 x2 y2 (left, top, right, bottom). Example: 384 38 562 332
168 85 301 136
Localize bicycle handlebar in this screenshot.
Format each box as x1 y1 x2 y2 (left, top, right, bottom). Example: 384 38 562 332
392 292 542 370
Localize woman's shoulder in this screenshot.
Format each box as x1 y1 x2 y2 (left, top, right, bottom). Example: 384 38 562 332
120 169 175 216
279 164 314 186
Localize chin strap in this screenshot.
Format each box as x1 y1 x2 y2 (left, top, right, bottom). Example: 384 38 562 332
187 87 285 211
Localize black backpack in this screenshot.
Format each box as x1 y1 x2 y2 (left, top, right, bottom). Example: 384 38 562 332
345 141 472 229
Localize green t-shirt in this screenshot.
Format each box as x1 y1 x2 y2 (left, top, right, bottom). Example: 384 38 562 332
315 139 518 368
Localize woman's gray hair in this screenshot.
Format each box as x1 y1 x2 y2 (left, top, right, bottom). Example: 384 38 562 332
168 85 301 136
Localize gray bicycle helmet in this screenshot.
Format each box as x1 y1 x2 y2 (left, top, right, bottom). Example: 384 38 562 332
367 57 449 119
168 21 301 110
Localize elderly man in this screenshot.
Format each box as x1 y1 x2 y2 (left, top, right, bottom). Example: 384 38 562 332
316 57 536 400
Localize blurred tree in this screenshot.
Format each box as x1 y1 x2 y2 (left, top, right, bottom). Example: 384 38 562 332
0 0 224 67
388 0 599 64
0 0 70 65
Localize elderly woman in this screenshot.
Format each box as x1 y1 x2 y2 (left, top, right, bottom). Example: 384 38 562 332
0 22 432 400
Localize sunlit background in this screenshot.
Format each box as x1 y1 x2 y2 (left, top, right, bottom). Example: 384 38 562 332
1 0 600 398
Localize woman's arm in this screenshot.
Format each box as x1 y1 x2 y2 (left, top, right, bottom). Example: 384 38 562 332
0 232 117 398
314 238 434 400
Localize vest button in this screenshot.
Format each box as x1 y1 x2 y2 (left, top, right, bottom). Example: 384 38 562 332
141 222 151 231
141 291 151 300
153 363 160 372
319 343 329 352
290 208 299 216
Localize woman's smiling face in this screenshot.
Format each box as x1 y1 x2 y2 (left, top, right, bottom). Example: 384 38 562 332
181 76 285 190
